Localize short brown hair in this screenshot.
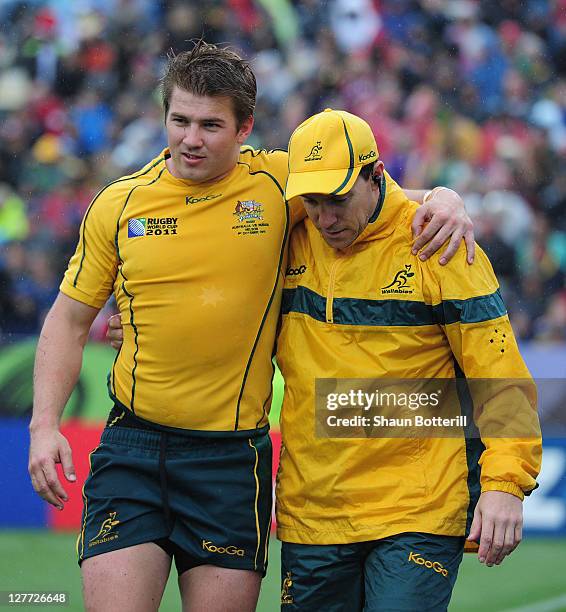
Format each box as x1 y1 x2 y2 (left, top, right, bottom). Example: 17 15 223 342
161 40 256 128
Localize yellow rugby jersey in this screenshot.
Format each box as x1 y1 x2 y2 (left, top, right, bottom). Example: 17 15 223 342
61 147 303 432
275 176 542 544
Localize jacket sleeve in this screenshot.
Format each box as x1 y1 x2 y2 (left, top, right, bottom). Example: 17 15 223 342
428 244 542 500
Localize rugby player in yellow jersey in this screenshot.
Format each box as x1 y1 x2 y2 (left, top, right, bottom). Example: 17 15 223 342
29 41 475 612
275 109 542 611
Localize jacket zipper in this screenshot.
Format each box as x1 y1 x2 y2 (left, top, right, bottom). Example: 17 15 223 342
326 259 340 323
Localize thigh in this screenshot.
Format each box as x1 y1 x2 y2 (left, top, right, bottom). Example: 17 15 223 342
178 565 261 612
363 533 465 612
167 432 273 576
77 427 170 566
81 542 171 612
280 541 366 612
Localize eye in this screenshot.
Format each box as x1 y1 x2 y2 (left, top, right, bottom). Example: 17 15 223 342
302 197 318 206
203 122 220 130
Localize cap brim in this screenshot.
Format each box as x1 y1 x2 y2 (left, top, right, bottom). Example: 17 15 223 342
285 166 363 201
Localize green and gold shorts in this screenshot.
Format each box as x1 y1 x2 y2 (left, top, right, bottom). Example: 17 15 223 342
280 532 465 611
77 406 272 576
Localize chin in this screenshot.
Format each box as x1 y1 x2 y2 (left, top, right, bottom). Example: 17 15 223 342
323 237 345 249
324 233 354 249
179 166 208 182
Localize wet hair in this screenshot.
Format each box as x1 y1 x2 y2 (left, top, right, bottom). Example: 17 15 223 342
161 40 256 128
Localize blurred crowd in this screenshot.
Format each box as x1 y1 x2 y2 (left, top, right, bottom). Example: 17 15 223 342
1 0 565 342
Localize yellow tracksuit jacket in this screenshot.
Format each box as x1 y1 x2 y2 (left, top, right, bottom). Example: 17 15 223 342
275 176 542 545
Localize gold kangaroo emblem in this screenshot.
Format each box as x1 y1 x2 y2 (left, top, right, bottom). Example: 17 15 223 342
281 572 294 604
305 142 323 160
90 512 120 542
382 264 415 289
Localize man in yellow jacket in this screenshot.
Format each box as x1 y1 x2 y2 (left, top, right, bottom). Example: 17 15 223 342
276 109 542 611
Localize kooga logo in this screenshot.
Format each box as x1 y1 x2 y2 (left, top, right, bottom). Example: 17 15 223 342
202 540 245 556
359 150 376 162
408 552 449 576
286 265 307 276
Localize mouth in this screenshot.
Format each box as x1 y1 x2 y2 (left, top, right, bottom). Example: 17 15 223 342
181 152 206 165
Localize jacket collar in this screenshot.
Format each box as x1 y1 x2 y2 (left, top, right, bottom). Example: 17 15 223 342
347 172 411 248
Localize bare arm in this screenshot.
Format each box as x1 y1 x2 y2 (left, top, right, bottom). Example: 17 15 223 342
29 292 99 509
403 189 428 203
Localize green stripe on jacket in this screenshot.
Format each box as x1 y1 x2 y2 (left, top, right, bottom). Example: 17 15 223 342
281 286 507 326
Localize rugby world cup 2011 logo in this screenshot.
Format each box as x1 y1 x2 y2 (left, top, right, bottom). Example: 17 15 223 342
128 218 146 237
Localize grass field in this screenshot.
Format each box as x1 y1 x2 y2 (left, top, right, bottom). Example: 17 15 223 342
1 532 565 611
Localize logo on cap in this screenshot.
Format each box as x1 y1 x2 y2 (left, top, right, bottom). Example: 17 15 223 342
359 150 376 162
304 141 323 162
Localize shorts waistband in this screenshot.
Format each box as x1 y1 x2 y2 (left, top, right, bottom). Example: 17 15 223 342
103 405 270 448
101 425 163 449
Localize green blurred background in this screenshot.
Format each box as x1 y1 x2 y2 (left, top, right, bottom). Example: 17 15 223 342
2 533 566 611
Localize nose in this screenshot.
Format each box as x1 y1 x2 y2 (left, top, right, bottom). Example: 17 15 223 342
183 124 204 149
317 206 339 230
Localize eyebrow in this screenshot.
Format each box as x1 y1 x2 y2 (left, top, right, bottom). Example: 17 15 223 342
170 112 226 124
326 194 350 203
303 194 349 203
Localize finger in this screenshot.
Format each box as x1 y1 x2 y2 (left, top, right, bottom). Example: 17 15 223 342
41 460 68 504
108 313 122 329
510 522 522 553
110 340 122 350
32 468 63 509
477 517 494 564
29 471 42 498
59 445 76 482
485 520 505 566
439 227 464 265
464 229 475 264
467 510 481 544
495 522 516 565
411 207 430 239
418 225 453 261
412 215 446 254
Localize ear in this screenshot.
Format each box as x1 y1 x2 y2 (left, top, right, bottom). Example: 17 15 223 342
370 160 385 193
236 115 254 145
